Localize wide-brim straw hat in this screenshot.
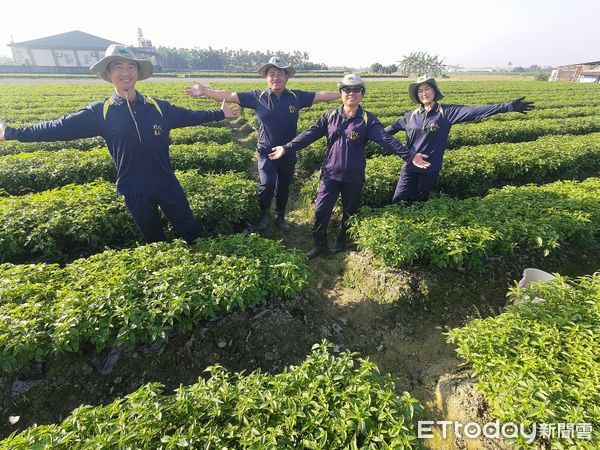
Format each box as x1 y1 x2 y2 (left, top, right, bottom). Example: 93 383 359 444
91 44 154 83
408 75 444 104
257 56 296 77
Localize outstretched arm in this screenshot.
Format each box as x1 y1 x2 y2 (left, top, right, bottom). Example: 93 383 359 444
445 97 534 124
384 115 408 135
167 98 240 129
1 107 100 142
510 97 535 114
185 84 241 105
368 120 430 169
269 113 329 160
314 91 341 103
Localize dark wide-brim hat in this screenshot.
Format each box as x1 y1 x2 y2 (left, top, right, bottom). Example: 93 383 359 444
408 75 444 104
90 44 154 83
257 56 296 77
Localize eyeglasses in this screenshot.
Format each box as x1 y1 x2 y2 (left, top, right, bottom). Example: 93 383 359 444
341 86 364 94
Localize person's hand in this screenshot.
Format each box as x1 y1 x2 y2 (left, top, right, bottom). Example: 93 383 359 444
221 99 241 119
269 146 286 160
184 84 205 97
412 152 430 169
511 97 534 114
0 121 6 141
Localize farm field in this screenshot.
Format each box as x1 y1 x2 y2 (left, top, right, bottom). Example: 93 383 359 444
0 78 599 448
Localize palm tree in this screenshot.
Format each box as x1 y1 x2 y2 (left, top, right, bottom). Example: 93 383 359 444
397 52 445 77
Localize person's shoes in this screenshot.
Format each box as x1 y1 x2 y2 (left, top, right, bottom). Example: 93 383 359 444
275 215 290 232
307 245 327 259
331 227 347 253
257 212 270 230
242 223 255 235
331 238 346 253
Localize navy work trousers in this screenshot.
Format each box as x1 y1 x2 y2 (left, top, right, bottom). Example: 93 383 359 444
392 165 440 204
313 178 363 238
123 186 201 244
257 156 295 215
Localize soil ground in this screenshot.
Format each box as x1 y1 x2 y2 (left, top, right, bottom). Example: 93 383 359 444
2 214 596 446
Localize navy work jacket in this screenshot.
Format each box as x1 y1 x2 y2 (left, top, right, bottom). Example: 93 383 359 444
5 91 225 194
237 88 315 162
284 105 414 184
385 101 513 173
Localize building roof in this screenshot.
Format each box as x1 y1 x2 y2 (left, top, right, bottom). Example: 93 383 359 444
9 30 121 49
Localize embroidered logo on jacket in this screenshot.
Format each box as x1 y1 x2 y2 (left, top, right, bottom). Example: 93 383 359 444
428 122 440 133
348 130 360 141
153 124 163 136
289 105 296 114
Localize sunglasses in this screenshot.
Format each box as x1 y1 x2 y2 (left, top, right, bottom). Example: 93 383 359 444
341 86 364 94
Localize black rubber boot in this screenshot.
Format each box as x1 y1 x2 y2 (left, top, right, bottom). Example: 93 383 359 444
257 210 270 230
307 231 328 259
275 214 290 232
331 226 346 253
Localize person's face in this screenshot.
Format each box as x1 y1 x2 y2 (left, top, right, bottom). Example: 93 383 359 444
340 86 364 108
266 68 289 93
418 83 436 105
108 59 139 92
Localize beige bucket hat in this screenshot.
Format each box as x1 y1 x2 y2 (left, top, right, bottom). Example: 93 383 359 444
90 44 154 83
408 75 444 104
258 56 296 77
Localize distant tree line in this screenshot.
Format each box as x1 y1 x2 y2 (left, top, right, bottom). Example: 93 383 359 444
155 47 328 71
370 52 446 76
511 64 554 73
369 63 399 74
0 55 16 65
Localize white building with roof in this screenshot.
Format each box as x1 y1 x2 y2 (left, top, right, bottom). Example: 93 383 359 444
549 60 600 82
8 30 121 68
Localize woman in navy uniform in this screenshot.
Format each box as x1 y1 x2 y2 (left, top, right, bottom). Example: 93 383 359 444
269 74 429 258
386 75 534 204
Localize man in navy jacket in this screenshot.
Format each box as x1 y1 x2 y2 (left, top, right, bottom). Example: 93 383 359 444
0 45 239 244
186 57 340 231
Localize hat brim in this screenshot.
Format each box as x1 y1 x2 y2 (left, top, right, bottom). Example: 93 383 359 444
257 63 295 78
408 79 444 104
337 82 366 91
90 56 154 83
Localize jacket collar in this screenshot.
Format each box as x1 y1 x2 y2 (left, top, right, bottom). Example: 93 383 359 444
418 102 440 114
261 87 291 99
110 91 144 105
335 104 364 121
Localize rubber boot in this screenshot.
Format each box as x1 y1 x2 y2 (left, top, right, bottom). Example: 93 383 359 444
307 230 328 259
257 210 270 230
331 226 346 253
275 212 290 232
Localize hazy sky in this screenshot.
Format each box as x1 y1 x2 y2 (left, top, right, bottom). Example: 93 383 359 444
2 0 598 68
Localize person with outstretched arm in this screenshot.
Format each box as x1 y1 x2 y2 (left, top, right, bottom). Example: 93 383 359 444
0 44 240 245
385 75 534 204
185 57 340 231
269 74 430 259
